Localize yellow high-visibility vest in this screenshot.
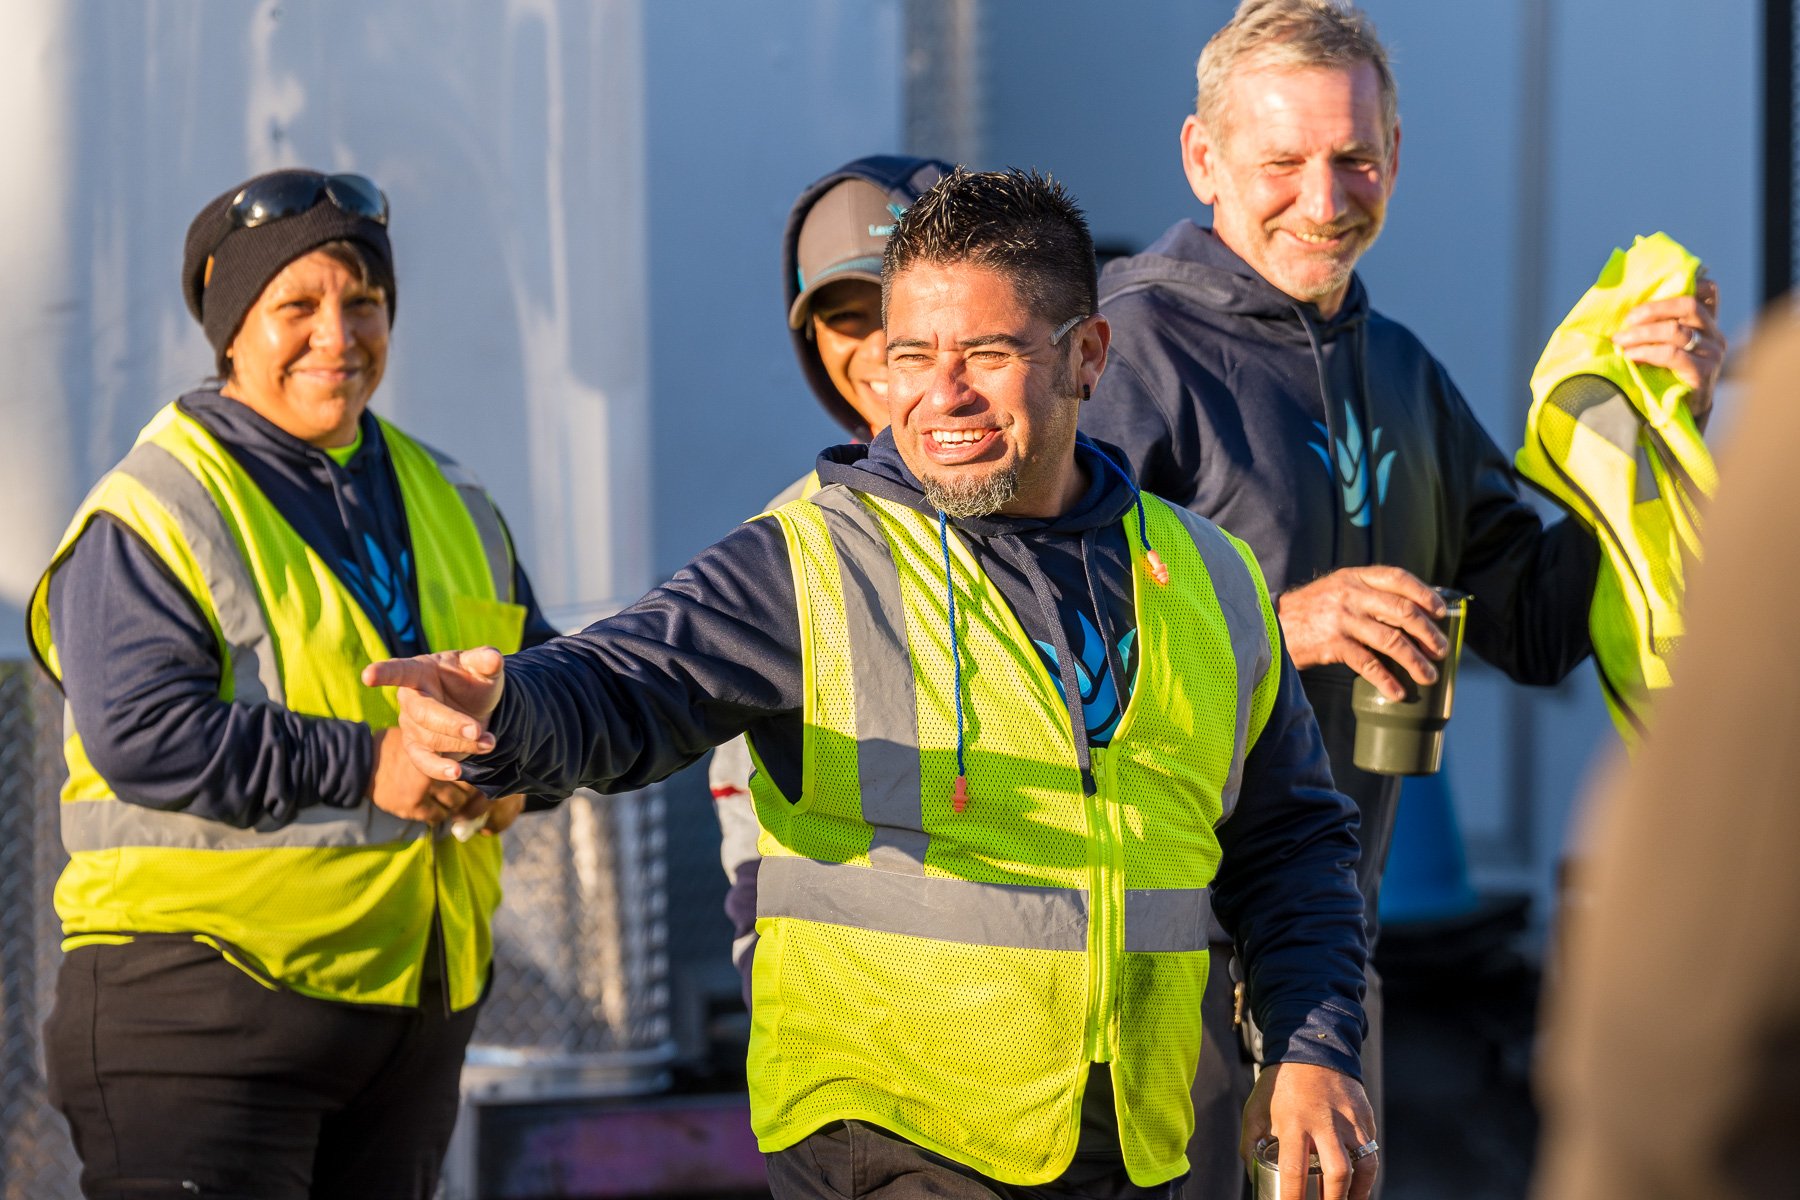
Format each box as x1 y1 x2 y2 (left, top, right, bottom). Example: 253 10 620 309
1517 232 1718 741
29 401 526 1010
746 483 1280 1186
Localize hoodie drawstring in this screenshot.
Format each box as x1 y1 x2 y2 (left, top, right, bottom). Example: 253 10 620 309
1084 445 1170 585
1297 310 1345 567
936 510 970 813
931 445 1164 814
1353 321 1383 565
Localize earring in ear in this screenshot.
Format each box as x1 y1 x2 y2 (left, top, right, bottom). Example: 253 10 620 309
1081 384 1091 401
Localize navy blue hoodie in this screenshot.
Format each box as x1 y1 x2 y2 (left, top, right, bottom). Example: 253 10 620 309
42 389 556 827
464 431 1372 1078
1083 222 1598 921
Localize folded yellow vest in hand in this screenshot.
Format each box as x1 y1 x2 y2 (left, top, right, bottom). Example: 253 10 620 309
1516 232 1718 742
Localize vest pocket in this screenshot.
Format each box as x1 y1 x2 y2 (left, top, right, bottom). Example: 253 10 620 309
451 595 526 655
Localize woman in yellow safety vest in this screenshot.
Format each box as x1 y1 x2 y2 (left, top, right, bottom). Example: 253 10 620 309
29 169 555 1200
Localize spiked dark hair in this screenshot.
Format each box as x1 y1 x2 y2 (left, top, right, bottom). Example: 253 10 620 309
882 167 1097 330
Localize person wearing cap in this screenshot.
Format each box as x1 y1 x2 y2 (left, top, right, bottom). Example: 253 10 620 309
367 167 1376 1200
1077 3 1726 1195
29 168 555 1199
708 155 949 1002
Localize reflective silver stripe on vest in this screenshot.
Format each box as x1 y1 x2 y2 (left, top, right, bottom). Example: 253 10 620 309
61 795 427 853
116 442 284 707
809 485 928 874
1124 887 1213 953
759 854 1088 950
431 453 515 602
1164 504 1271 823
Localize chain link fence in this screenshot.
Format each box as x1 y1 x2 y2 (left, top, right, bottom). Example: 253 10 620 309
467 785 674 1097
0 662 80 1200
0 659 671 1198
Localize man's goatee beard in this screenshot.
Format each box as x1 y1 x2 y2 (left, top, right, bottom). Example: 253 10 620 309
921 465 1020 520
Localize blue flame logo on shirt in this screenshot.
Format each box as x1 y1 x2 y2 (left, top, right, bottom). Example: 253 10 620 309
340 534 418 648
1034 612 1139 746
1309 405 1396 528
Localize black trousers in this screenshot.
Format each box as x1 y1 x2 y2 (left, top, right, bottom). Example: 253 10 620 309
764 1065 1185 1200
43 936 480 1200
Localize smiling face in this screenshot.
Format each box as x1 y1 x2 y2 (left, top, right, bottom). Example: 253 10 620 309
1183 61 1399 317
221 247 389 448
885 261 1107 519
809 279 889 435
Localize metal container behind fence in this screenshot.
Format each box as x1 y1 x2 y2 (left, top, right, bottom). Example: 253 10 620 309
442 785 675 1199
1250 1139 1322 1200
464 785 675 1102
0 663 82 1200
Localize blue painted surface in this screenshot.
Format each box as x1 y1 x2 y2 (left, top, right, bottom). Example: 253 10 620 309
1381 767 1481 926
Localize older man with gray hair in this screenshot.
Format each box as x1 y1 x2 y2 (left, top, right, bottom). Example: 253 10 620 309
1082 1 1726 1195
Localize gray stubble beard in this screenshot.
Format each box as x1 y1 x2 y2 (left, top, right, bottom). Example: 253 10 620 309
920 463 1021 520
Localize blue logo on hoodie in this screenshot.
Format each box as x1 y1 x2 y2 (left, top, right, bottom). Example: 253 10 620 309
1034 613 1139 746
1309 404 1395 528
339 534 418 649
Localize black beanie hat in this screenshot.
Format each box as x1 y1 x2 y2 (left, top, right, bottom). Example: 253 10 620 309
181 170 397 374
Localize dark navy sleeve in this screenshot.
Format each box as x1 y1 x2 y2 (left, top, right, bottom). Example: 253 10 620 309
46 515 374 827
461 517 804 799
1440 375 1600 685
1083 330 1202 505
1212 644 1369 1079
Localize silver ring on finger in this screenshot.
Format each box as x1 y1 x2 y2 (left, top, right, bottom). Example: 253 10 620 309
1682 326 1702 354
1349 1138 1380 1162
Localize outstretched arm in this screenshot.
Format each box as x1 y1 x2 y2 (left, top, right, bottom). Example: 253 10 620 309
365 518 805 801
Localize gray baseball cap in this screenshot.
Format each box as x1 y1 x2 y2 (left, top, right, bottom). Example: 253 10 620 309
787 178 899 329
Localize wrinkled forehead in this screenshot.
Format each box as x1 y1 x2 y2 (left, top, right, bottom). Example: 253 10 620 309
1218 60 1393 153
884 261 1036 339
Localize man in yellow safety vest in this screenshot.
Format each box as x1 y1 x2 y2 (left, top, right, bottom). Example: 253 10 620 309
369 167 1379 1200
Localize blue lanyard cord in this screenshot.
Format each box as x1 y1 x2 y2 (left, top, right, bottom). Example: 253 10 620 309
1083 444 1170 585
937 510 970 813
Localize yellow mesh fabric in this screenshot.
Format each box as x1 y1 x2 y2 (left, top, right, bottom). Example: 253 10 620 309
1106 501 1234 890
1113 950 1208 1181
751 921 1091 1183
1517 234 1718 742
383 419 528 651
1232 533 1282 748
31 468 228 808
31 402 516 1010
1108 501 1275 1184
53 843 435 1007
31 466 226 690
875 499 1089 888
749 490 1276 1186
749 504 874 866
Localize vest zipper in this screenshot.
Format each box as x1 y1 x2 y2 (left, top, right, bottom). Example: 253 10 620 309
1086 751 1125 1062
